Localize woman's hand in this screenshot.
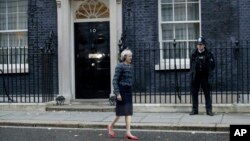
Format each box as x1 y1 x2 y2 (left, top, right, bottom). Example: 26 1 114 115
117 94 122 101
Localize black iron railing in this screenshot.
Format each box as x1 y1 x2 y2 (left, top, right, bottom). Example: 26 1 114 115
0 47 56 103
0 31 57 104
131 41 250 104
2 40 250 104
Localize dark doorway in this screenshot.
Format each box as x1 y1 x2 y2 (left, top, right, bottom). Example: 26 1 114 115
74 22 110 99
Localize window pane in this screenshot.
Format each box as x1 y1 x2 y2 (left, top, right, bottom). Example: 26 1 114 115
161 4 173 21
7 0 18 13
188 41 196 52
19 0 28 12
0 14 6 30
174 4 185 21
0 33 8 46
188 23 199 40
0 48 8 64
9 47 15 64
18 32 27 46
9 47 27 64
161 0 172 3
175 23 186 40
163 42 187 59
8 13 17 30
163 42 173 59
162 24 173 40
175 42 187 58
18 12 27 29
9 32 19 47
188 3 199 20
8 32 27 47
21 48 28 63
0 0 6 13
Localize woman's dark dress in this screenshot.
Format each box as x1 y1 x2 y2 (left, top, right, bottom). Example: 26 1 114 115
113 63 133 116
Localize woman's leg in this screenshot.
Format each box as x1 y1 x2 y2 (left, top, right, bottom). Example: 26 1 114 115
125 116 132 135
125 116 138 140
110 116 120 127
108 116 120 136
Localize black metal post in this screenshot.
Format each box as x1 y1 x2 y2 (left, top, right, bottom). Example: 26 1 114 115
173 39 181 101
0 69 13 102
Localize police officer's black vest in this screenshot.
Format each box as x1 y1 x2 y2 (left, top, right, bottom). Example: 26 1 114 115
194 50 210 74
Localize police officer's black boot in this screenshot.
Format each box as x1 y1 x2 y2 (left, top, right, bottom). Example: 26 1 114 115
206 111 214 116
190 111 198 115
190 106 198 115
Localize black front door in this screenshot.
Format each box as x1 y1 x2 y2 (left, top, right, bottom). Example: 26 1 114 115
75 22 110 99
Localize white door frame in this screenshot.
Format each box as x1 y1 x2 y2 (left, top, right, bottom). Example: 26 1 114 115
56 0 122 102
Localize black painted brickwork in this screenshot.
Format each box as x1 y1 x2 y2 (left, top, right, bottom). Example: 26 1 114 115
239 0 250 40
28 0 58 97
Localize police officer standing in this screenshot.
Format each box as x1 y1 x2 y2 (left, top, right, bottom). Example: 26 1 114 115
190 37 215 116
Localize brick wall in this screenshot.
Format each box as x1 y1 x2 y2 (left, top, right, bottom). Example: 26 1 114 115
123 0 158 45
28 0 58 97
201 0 239 42
239 0 250 40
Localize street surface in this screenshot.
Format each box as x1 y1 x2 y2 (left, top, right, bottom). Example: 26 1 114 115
0 126 228 141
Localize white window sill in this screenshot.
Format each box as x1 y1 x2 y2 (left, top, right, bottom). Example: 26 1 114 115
155 59 190 70
0 64 29 74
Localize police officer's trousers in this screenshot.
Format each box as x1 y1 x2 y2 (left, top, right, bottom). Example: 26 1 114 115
191 73 212 112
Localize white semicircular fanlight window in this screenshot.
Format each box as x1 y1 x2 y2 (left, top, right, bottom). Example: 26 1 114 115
75 0 109 19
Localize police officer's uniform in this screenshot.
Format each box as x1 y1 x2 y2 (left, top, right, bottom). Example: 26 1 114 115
190 37 215 116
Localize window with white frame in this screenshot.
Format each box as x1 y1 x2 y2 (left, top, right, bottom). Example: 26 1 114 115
156 0 201 70
0 0 28 73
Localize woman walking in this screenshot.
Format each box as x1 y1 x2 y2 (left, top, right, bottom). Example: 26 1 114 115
107 49 138 140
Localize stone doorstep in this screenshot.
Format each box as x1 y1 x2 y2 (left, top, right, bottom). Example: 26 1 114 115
0 120 229 132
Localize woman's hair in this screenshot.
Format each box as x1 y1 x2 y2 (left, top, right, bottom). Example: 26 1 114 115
120 49 133 61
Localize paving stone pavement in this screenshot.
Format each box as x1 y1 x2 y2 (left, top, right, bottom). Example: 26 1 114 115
0 111 250 131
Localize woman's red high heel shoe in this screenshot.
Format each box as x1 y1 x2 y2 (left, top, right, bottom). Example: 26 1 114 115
125 134 139 140
107 125 115 138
